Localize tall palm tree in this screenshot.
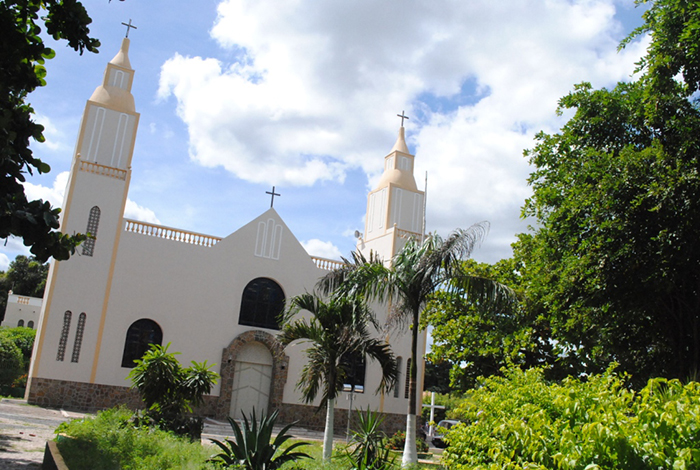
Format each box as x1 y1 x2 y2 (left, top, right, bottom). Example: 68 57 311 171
319 223 516 467
278 293 398 462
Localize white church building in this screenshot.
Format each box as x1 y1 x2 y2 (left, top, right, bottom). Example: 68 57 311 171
26 38 427 431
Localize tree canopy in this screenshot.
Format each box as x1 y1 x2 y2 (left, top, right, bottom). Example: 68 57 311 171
514 0 700 384
1 0 98 262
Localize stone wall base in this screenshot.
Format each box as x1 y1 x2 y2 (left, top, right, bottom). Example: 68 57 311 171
27 377 411 436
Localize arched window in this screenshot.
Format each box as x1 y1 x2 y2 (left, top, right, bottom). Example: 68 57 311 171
27 321 34 329
71 313 86 363
121 319 162 368
57 311 72 361
82 206 101 256
17 319 24 327
394 356 403 398
238 278 284 330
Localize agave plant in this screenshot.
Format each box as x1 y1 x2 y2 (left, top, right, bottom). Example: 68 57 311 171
345 407 396 470
209 408 310 470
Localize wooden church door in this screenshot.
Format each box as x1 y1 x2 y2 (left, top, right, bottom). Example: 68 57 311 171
229 341 273 420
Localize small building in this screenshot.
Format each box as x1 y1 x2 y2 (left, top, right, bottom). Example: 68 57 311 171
2 292 42 329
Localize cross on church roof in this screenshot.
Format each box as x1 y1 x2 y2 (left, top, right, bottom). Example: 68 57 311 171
266 186 281 208
121 19 137 38
397 110 409 127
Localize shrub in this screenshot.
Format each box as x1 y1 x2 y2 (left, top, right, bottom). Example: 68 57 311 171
385 430 428 453
443 365 700 470
344 407 395 470
56 406 217 470
127 343 219 440
0 335 23 395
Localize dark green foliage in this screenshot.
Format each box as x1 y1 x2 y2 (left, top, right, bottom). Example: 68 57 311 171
443 366 700 470
208 408 310 470
0 334 23 395
127 343 219 440
55 406 218 470
343 408 396 470
424 258 556 391
515 0 700 384
1 1 96 261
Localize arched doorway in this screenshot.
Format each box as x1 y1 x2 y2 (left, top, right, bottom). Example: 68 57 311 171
229 341 273 420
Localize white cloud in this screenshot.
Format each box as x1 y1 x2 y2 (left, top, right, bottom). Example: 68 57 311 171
301 239 342 260
157 0 650 261
24 171 69 208
124 200 161 224
0 253 10 271
32 114 70 153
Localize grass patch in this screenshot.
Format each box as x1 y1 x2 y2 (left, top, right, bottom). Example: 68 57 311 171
56 406 217 470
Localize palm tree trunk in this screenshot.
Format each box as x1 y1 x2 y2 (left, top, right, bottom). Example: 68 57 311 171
402 313 420 467
323 397 335 462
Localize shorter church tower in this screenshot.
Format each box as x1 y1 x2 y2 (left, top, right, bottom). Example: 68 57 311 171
27 38 139 394
358 125 425 261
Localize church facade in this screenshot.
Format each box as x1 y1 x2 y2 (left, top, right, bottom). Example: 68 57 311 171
26 38 427 432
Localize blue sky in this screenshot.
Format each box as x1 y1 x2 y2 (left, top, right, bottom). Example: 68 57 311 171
1 0 649 270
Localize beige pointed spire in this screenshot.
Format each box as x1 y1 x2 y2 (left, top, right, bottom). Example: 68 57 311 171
390 126 410 154
109 38 132 69
89 38 135 112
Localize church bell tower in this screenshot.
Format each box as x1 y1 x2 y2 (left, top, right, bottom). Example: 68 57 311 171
358 124 425 261
28 38 139 390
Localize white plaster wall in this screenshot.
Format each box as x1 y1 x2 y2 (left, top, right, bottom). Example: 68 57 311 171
2 294 42 328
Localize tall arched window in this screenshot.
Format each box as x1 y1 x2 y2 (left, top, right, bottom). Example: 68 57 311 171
27 321 34 329
121 319 162 368
238 278 284 330
82 206 101 256
394 356 403 398
17 319 24 327
57 311 72 361
404 358 412 399
71 313 86 363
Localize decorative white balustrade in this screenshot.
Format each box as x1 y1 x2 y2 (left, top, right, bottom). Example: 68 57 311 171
124 219 221 247
16 296 31 305
312 256 345 271
396 228 422 241
79 160 127 180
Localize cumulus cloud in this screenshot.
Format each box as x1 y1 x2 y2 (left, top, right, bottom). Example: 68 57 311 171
301 239 342 260
0 252 10 271
124 200 161 224
157 0 650 261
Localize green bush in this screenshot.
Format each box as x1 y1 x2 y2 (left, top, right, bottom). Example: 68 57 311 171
385 430 428 453
443 365 700 470
56 406 217 470
0 326 36 364
0 335 23 395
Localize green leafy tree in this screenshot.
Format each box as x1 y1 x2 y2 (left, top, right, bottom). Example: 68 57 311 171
209 409 310 470
1 0 98 262
516 0 700 384
279 293 397 462
127 343 219 440
319 225 515 467
0 334 23 395
424 258 558 391
0 255 49 319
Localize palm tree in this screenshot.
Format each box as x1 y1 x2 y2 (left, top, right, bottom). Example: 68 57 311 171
278 293 398 462
319 223 516 467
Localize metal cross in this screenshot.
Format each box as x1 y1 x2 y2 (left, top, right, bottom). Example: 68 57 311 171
121 19 137 38
266 186 281 208
397 110 409 126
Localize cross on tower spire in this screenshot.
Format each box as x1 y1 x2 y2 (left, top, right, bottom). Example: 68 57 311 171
397 110 409 127
266 186 281 208
121 19 137 38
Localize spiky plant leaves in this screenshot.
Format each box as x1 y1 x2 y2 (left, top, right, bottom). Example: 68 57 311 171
208 408 310 470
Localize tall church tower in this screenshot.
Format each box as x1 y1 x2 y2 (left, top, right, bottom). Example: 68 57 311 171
27 38 139 391
358 125 425 261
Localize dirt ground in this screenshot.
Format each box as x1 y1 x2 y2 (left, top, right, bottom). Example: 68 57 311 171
0 398 86 470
